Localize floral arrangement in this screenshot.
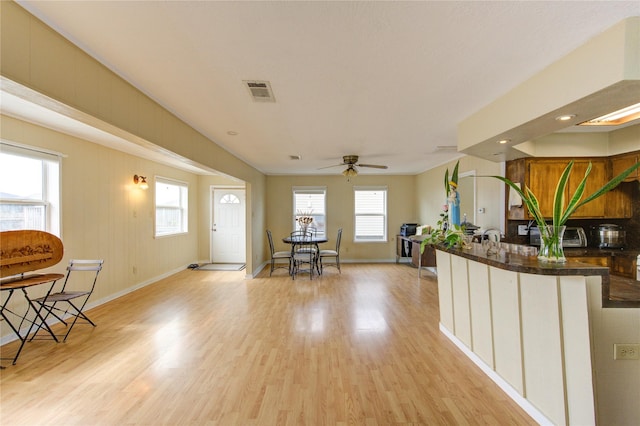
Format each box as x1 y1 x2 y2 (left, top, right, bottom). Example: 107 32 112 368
491 160 640 262
296 210 314 228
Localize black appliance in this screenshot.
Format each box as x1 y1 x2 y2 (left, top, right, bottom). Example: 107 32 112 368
400 224 418 257
400 223 418 236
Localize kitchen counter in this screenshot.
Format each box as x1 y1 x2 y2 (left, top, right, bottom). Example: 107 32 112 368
434 245 640 425
564 247 640 257
438 244 639 308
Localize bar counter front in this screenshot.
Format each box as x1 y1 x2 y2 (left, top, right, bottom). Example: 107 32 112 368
434 244 640 426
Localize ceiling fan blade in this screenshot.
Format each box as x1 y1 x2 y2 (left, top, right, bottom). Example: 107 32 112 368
317 163 346 170
357 163 388 169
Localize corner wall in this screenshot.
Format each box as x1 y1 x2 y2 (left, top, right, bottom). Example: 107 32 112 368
266 174 416 262
1 115 201 341
0 0 268 276
416 156 503 231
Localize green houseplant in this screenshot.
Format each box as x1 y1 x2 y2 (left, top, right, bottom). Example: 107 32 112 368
421 161 467 253
492 160 640 262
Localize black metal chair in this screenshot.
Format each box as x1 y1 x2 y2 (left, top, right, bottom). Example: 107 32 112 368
31 259 104 342
266 230 292 276
319 228 342 274
290 230 317 279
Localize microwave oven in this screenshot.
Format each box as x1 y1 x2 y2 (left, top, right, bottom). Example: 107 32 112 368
529 226 588 248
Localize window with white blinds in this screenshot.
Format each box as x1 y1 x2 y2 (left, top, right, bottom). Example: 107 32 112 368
292 187 326 236
354 186 387 242
0 142 61 235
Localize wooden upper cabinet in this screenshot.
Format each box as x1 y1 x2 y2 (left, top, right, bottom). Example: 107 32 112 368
506 156 632 220
527 160 567 218
569 160 606 218
526 159 606 218
611 151 639 182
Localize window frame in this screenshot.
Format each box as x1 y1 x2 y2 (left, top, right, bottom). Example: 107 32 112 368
353 186 387 243
154 176 189 238
292 186 327 237
0 142 61 235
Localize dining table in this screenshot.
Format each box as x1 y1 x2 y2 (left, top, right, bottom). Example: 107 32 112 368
282 234 328 277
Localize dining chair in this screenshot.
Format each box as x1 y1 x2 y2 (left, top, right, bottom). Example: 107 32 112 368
30 259 104 342
267 230 292 276
319 228 342 274
290 230 316 279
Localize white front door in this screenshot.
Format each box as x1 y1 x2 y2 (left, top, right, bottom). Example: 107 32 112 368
211 188 246 263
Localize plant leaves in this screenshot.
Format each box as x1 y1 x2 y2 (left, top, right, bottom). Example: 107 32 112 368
573 161 640 211
451 161 459 186
444 169 449 195
552 161 573 229
560 162 591 224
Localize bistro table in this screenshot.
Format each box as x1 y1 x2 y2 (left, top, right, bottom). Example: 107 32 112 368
1 273 65 365
1 230 65 366
282 234 328 277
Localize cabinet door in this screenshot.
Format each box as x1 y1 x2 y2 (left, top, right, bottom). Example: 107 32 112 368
569 160 606 218
611 256 635 279
606 184 633 218
527 160 568 218
611 152 639 182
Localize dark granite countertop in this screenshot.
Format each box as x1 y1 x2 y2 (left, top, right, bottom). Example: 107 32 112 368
437 244 639 309
564 247 640 258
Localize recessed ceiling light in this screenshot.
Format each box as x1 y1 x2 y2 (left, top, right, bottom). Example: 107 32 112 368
498 139 510 144
227 131 238 136
579 102 640 126
555 114 576 122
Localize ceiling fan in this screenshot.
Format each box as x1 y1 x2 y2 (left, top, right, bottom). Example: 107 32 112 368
320 155 388 177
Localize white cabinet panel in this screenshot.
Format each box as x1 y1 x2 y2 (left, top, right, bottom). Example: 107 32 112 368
489 266 523 394
451 255 471 347
520 273 565 425
436 251 454 332
559 276 596 426
468 261 493 368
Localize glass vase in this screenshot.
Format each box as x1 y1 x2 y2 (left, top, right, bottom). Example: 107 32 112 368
538 225 566 263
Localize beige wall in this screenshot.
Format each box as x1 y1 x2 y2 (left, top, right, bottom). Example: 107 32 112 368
609 124 640 155
416 156 503 231
266 174 416 261
522 123 639 157
1 1 267 276
1 115 201 341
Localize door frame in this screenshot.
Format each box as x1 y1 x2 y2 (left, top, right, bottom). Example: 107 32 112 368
210 185 246 263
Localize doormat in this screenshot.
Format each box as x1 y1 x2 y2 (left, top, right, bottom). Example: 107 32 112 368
195 263 246 271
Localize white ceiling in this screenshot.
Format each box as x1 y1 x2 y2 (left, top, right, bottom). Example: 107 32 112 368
10 1 640 176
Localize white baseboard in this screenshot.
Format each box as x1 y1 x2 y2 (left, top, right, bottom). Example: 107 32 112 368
0 263 190 347
439 324 552 425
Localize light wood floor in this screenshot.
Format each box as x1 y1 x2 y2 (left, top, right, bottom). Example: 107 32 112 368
0 264 536 425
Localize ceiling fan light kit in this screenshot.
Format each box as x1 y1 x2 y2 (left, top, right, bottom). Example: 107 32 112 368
342 165 358 177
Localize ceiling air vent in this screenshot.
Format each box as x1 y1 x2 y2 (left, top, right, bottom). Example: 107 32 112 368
243 80 276 102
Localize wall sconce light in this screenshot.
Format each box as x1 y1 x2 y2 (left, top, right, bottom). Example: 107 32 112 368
133 174 149 190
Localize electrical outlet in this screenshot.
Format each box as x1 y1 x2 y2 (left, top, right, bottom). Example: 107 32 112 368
518 225 529 235
614 343 640 360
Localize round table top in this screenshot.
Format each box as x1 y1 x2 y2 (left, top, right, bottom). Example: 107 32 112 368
282 235 328 244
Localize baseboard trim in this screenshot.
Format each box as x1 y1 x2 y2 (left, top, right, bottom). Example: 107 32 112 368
0 263 189 347
439 324 552 425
